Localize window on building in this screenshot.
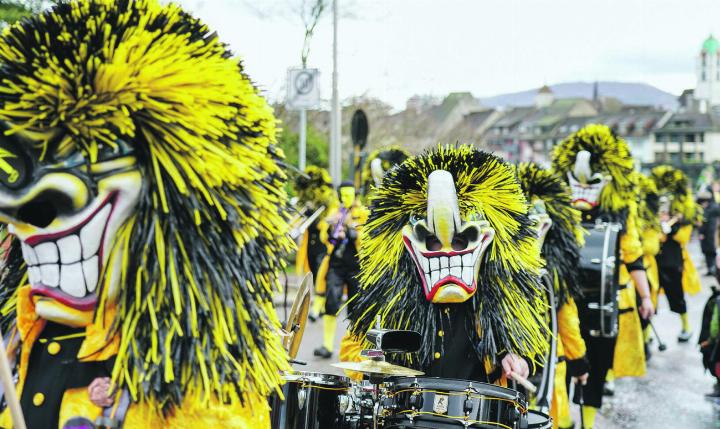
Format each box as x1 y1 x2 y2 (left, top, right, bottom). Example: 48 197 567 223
700 133 705 142
670 153 680 163
703 71 707 81
685 133 696 142
655 152 666 162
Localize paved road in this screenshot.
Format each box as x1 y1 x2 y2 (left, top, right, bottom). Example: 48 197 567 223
279 238 720 428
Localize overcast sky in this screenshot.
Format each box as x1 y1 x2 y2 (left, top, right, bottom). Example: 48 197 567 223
177 0 720 109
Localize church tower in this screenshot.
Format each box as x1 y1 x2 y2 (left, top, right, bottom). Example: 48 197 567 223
695 34 720 112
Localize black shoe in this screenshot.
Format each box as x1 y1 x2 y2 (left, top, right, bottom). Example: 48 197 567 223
313 346 332 359
558 423 575 429
603 380 615 396
678 330 692 343
308 313 318 323
644 342 652 361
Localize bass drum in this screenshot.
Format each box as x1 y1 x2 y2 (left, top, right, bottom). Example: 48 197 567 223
270 372 350 429
577 222 621 338
381 377 527 428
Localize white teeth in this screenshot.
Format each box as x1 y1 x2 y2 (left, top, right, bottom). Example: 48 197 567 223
431 271 440 285
35 242 58 264
440 268 449 278
21 243 38 265
424 274 431 286
83 257 99 293
40 264 59 287
57 236 81 264
28 266 40 285
81 205 111 259
430 258 439 271
450 267 462 278
450 256 461 267
60 263 85 298
421 257 429 271
440 257 449 269
462 267 473 284
462 254 472 266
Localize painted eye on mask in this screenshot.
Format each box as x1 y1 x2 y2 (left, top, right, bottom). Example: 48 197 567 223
0 137 31 190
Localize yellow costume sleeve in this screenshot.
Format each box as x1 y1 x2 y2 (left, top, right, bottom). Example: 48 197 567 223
557 299 586 360
673 224 693 246
295 230 310 276
620 211 644 264
339 331 366 381
641 228 661 257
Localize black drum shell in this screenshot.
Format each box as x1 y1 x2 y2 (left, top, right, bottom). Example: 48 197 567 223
382 377 525 429
270 372 350 429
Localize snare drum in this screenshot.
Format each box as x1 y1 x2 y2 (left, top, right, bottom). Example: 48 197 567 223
380 377 527 428
270 372 351 429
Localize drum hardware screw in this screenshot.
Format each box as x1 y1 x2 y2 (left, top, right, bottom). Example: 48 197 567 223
508 406 521 423
463 398 473 413
409 392 423 409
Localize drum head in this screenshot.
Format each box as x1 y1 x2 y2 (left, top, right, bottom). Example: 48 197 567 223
526 410 552 428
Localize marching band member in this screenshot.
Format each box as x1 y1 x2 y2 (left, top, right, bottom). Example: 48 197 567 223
651 165 703 342
293 166 338 321
516 163 589 429
342 145 549 384
634 173 663 355
552 124 653 429
0 1 293 427
313 182 368 359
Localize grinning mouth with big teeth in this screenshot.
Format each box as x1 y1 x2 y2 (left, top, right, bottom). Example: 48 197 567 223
568 173 605 208
403 234 491 301
21 193 117 311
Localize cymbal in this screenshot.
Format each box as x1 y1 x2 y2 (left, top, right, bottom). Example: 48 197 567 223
283 273 312 359
332 360 424 377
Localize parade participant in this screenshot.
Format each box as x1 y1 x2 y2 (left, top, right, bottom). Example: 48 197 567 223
313 181 368 359
293 166 338 321
634 173 663 355
343 145 549 383
0 1 293 427
552 124 653 429
651 165 702 342
361 146 410 198
697 190 720 277
515 163 589 429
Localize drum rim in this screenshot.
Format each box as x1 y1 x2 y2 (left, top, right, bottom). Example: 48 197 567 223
384 376 522 401
283 371 351 386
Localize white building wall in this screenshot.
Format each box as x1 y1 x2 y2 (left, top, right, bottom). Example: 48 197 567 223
704 132 720 162
696 52 720 107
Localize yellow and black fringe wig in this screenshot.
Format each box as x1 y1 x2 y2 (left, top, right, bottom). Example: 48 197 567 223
515 162 584 307
294 165 336 217
634 172 661 232
361 146 410 196
650 165 701 223
0 0 292 409
348 145 549 369
552 124 637 222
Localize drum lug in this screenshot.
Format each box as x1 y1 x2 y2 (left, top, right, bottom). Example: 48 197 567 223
338 394 349 415
297 388 306 411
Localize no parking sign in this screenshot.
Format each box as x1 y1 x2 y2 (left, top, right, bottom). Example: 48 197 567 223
287 68 320 110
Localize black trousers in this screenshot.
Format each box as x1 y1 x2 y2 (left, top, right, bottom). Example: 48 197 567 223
324 266 360 315
704 251 717 273
571 333 616 409
658 265 687 314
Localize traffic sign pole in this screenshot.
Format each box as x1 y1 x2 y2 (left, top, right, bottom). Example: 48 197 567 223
299 109 307 171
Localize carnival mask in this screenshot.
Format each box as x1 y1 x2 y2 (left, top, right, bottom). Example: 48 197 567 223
0 130 141 327
567 150 609 211
529 199 552 248
339 185 356 209
370 158 386 187
402 170 495 303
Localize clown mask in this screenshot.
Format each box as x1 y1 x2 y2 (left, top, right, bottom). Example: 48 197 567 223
0 131 141 327
402 170 495 303
567 150 609 211
529 199 552 248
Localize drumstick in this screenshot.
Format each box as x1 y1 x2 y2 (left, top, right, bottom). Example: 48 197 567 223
0 327 26 429
508 371 537 394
